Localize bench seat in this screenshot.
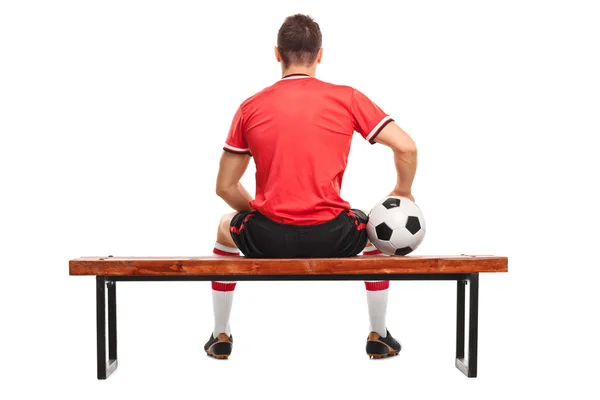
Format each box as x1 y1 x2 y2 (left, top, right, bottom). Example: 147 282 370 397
69 255 508 276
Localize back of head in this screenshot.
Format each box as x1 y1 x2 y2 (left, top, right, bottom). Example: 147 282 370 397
277 14 322 69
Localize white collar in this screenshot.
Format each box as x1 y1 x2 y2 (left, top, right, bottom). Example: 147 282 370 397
281 74 313 80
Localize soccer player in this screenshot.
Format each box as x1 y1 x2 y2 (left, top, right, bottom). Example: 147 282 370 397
205 14 418 360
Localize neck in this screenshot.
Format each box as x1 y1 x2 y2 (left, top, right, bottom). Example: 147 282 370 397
282 66 316 78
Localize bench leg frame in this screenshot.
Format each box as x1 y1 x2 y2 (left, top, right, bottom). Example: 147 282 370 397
92 273 479 379
96 276 118 379
455 273 478 377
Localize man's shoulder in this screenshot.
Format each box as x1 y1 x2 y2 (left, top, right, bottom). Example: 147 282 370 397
238 90 265 110
313 78 356 94
238 77 357 111
237 83 276 112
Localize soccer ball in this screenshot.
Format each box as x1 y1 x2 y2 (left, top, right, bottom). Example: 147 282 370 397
367 196 426 256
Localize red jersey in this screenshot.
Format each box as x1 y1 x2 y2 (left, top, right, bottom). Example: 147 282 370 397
223 74 393 225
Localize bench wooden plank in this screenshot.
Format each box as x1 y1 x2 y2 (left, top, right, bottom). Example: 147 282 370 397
69 255 508 276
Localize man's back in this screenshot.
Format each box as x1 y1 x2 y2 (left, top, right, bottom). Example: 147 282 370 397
224 74 392 225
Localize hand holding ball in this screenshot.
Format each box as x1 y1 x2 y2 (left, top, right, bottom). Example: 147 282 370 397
367 196 426 256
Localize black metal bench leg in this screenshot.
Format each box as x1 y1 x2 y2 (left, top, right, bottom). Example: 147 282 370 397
455 273 479 377
96 276 118 379
456 279 466 361
107 281 118 364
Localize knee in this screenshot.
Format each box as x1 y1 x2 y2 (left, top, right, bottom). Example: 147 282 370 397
219 212 237 233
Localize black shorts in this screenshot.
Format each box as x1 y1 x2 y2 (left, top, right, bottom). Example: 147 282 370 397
230 209 369 258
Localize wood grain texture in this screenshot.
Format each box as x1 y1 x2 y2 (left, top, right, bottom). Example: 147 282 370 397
69 255 508 276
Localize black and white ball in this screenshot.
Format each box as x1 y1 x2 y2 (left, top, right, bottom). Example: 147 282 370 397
367 196 426 256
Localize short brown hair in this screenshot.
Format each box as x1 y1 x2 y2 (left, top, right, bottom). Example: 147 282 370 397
277 14 322 69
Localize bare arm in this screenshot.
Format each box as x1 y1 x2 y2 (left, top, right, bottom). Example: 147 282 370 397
373 122 418 200
215 151 254 212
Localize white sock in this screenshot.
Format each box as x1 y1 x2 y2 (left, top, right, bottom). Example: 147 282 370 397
365 280 389 337
213 242 240 257
212 242 239 337
362 245 389 256
212 282 235 336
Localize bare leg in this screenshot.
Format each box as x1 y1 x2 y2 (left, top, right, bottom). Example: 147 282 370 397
216 212 238 249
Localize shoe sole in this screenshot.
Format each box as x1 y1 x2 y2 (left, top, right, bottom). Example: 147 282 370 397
368 351 399 359
206 353 230 360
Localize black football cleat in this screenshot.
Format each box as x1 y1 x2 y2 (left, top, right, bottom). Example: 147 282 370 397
366 329 401 359
204 332 233 359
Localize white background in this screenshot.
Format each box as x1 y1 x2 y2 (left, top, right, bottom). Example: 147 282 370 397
1 0 599 398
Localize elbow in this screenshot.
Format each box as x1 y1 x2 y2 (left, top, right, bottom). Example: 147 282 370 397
216 185 228 198
395 140 418 156
216 183 234 198
406 142 418 155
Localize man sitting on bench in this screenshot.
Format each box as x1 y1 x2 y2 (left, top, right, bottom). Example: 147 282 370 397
206 14 418 360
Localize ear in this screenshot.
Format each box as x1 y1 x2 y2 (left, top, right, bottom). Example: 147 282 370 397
274 46 281 62
317 48 323 64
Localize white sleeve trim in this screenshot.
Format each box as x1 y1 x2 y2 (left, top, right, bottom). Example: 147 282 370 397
365 115 393 142
224 143 250 153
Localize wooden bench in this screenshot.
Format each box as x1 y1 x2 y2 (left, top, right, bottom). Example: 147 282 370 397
69 255 508 379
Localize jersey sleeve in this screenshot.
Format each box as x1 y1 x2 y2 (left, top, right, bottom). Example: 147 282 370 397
223 106 252 156
351 89 394 144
